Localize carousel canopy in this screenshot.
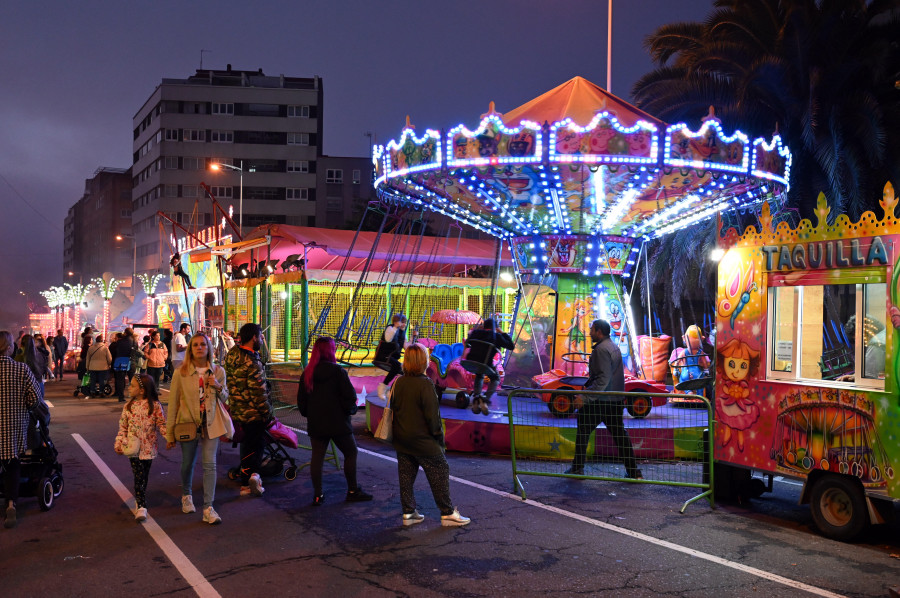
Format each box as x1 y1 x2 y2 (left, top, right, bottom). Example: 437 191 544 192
373 76 791 276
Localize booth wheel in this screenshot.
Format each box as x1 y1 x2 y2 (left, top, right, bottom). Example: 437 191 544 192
626 396 652 419
284 467 298 481
103 383 113 397
810 475 868 541
227 467 240 481
38 477 55 511
455 391 470 409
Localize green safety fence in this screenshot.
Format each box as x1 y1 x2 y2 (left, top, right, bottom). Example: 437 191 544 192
507 388 714 513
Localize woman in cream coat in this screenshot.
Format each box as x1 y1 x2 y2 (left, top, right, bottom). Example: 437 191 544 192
165 332 230 525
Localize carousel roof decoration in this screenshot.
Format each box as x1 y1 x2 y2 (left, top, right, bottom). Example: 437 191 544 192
373 76 791 277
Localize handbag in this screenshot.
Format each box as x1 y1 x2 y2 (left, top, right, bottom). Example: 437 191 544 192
122 432 142 457
173 421 200 442
373 386 394 443
217 398 235 440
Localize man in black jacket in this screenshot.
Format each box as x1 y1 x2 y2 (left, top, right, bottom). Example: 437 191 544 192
565 319 642 479
464 318 515 415
51 329 68 381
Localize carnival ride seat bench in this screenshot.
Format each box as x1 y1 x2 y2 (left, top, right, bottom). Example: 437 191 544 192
430 343 465 377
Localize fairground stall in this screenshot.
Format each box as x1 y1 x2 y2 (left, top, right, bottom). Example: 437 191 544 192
225 224 518 365
714 184 899 540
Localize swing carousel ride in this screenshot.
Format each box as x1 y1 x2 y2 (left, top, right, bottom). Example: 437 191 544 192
373 76 792 374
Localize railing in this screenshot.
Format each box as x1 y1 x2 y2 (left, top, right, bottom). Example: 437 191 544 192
507 387 714 513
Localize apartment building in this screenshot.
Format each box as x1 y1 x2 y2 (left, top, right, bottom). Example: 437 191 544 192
130 65 323 274
63 167 133 285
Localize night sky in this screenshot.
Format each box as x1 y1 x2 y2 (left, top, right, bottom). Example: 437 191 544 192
0 0 714 329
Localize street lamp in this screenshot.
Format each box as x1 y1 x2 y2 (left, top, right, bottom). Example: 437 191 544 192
210 161 249 231
115 233 136 285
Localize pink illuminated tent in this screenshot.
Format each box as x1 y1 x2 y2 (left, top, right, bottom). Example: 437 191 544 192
230 224 512 276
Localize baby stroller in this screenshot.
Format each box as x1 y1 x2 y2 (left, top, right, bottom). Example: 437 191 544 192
0 412 64 511
227 418 300 482
73 363 114 398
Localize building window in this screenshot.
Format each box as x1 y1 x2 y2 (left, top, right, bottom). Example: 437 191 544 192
211 130 233 143
183 129 205 142
352 169 361 184
288 105 310 118
164 156 179 169
326 169 343 184
287 160 309 173
287 132 309 145
182 185 198 198
326 197 343 211
286 188 308 200
120 209 132 218
182 157 200 170
210 186 233 199
212 103 234 115
165 185 178 198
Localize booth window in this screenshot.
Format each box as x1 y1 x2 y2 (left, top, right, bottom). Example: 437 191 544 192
768 282 886 388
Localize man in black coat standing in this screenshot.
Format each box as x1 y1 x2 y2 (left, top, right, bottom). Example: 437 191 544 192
566 319 642 480
464 318 515 415
51 329 68 381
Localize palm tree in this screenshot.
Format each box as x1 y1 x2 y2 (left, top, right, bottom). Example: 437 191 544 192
634 0 900 220
632 0 900 319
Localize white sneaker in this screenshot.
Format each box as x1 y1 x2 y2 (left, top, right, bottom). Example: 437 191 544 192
203 506 221 524
249 473 265 496
181 495 196 514
377 382 388 400
402 510 425 526
134 507 148 522
440 508 471 527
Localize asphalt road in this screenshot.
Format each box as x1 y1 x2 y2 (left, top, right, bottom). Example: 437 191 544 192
2 380 898 598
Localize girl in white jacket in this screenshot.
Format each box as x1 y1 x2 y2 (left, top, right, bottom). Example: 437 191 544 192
114 373 167 522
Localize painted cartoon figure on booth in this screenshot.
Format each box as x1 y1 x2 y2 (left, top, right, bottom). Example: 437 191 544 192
717 337 761 451
566 299 588 353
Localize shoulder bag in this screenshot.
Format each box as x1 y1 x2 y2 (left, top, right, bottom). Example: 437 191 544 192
173 402 200 442
373 385 394 443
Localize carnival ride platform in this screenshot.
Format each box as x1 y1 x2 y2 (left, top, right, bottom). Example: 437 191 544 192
364 391 707 458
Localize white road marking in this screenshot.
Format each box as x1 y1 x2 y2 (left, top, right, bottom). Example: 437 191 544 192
71 434 221 598
350 437 846 598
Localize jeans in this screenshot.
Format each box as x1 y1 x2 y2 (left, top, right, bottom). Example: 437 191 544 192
239 420 267 485
472 370 500 400
147 367 164 390
179 434 219 509
114 370 128 399
53 356 65 380
309 434 358 495
88 370 108 396
382 357 401 385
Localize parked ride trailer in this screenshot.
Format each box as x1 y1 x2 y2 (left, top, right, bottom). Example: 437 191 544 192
713 187 900 541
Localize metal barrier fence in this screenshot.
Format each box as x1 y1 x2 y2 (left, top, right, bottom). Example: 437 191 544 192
507 388 714 513
266 370 340 470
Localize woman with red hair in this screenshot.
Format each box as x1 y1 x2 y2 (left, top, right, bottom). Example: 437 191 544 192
297 337 372 506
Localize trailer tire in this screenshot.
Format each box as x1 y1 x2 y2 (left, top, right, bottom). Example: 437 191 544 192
810 475 868 541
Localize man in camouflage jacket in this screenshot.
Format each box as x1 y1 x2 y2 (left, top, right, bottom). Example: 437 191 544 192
224 323 272 497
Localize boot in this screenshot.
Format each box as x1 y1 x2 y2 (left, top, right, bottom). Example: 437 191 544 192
377 382 388 401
